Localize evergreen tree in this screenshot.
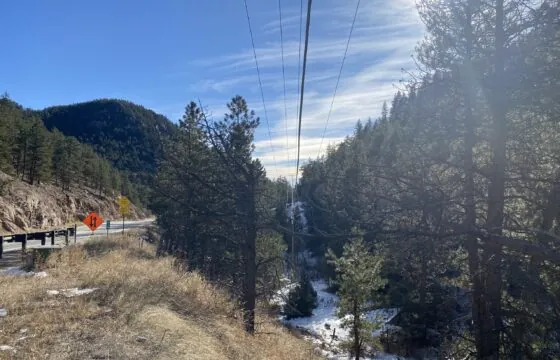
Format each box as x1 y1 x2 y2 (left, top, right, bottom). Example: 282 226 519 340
0 94 17 174
153 96 286 334
283 274 318 319
328 235 386 360
26 118 51 184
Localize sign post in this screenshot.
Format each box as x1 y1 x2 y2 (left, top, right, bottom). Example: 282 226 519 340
118 196 131 234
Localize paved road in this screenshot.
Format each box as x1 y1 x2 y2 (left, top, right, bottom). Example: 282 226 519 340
2 218 155 253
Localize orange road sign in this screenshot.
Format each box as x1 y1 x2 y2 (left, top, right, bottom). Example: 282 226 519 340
83 212 104 232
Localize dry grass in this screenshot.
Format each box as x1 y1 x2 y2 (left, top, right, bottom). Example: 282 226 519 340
0 234 321 360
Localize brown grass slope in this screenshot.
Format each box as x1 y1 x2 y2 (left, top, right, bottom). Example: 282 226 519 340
0 235 320 360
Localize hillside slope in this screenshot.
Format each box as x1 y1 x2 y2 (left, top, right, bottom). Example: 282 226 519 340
0 172 147 234
39 99 177 178
0 235 321 359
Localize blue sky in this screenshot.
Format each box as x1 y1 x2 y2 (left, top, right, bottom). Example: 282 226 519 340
0 0 424 179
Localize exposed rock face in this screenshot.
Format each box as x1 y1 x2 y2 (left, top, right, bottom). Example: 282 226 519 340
0 172 148 234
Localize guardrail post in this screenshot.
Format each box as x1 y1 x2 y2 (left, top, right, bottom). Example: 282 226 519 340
65 229 70 246
50 230 55 245
22 234 27 252
0 235 3 259
40 232 46 246
74 224 77 244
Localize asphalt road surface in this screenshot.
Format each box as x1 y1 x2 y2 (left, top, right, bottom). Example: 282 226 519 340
2 218 155 253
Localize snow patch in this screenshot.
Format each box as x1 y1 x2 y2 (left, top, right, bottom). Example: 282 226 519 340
270 277 297 307
0 267 31 277
47 288 98 297
0 267 48 278
286 201 308 233
279 280 404 360
34 271 48 278
0 345 15 353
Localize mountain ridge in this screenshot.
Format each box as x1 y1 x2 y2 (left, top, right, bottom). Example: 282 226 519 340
39 98 178 178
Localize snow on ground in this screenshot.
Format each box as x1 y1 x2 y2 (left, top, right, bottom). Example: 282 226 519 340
280 280 405 360
0 267 48 278
0 345 16 353
271 277 297 307
47 288 98 297
286 201 308 233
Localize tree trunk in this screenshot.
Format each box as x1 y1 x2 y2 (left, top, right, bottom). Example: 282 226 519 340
526 172 560 300
462 1 485 356
419 252 427 308
196 223 207 272
21 139 27 181
480 0 506 358
353 299 361 360
243 179 257 334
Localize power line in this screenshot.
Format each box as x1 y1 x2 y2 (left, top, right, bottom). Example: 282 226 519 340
294 0 313 185
290 0 305 275
278 0 290 200
317 0 361 158
243 0 278 178
295 0 303 176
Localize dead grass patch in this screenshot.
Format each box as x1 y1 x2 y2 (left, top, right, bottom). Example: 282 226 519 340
0 234 321 359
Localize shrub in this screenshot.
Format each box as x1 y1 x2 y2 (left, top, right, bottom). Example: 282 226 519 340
283 275 318 319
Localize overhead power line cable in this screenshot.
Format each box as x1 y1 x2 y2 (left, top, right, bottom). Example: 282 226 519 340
295 0 304 177
243 0 278 178
278 0 290 200
290 0 304 216
290 0 311 276
317 0 361 158
294 0 313 186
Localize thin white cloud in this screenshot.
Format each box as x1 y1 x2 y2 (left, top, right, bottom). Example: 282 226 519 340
182 0 424 179
254 135 346 179
192 34 419 73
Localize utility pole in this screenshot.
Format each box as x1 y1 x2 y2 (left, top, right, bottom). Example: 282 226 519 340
291 176 296 277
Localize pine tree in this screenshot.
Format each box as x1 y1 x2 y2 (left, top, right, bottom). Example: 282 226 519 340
328 235 386 360
283 274 318 319
0 94 17 174
26 118 51 184
213 95 263 334
110 168 122 193
63 137 82 190
153 95 292 334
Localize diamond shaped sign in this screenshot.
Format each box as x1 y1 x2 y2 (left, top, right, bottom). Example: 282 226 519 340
83 212 103 232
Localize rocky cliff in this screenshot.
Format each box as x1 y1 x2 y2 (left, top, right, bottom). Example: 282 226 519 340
0 172 148 234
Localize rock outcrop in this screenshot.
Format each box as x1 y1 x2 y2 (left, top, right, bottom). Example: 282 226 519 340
0 172 148 234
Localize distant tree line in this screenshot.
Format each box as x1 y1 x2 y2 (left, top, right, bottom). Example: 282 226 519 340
0 95 139 201
299 0 560 358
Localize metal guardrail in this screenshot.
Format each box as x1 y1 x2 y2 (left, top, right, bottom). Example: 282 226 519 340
0 225 77 259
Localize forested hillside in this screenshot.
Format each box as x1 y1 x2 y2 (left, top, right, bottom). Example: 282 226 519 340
0 96 137 200
39 99 177 184
297 0 560 358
